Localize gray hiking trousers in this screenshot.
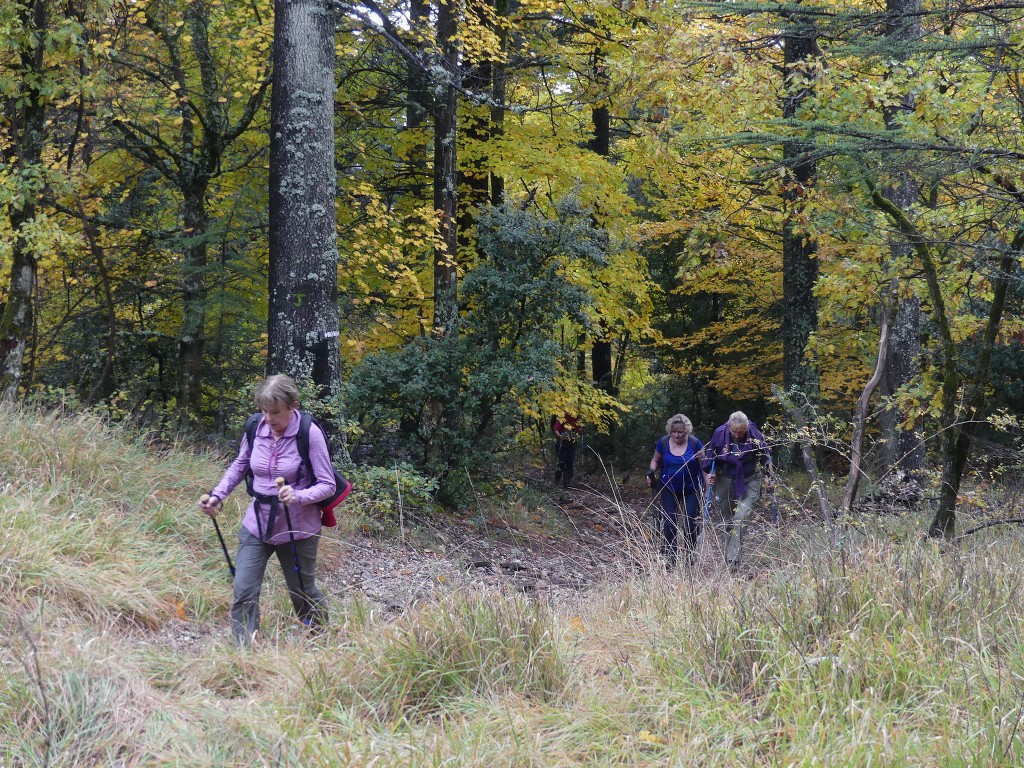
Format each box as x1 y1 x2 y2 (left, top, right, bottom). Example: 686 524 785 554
713 474 762 567
231 528 327 646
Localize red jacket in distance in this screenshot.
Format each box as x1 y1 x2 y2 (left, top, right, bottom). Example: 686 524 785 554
552 415 582 441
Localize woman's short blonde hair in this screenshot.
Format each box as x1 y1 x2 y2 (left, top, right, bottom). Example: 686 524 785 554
665 414 693 436
255 374 300 410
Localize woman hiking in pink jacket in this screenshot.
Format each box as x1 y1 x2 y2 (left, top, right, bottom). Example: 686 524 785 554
199 374 336 647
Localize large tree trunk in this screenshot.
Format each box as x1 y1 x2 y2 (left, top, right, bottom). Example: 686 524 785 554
406 0 430 186
0 0 47 401
879 280 923 470
780 28 819 399
457 58 491 265
267 0 342 395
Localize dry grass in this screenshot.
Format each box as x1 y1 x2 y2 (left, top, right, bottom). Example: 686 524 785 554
4 403 1024 766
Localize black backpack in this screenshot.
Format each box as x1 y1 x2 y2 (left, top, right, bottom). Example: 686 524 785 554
244 411 352 526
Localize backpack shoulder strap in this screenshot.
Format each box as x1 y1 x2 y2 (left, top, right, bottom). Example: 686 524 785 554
297 411 314 476
297 412 336 487
243 413 261 496
244 413 261 453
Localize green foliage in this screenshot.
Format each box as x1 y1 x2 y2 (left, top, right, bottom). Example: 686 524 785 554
346 200 620 502
347 462 441 521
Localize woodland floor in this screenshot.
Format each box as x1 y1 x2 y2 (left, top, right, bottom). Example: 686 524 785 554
149 466 791 653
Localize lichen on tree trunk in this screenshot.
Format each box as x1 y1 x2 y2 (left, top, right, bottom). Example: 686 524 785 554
267 0 342 395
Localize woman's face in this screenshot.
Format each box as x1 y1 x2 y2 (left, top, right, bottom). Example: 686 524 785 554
729 425 748 442
670 425 688 440
262 400 297 436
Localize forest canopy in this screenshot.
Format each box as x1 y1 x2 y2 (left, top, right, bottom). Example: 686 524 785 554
1 0 1022 530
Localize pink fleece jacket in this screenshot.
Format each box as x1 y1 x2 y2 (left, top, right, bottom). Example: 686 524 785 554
210 410 336 545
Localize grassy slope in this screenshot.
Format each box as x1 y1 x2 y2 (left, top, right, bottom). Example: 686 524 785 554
2 405 1024 767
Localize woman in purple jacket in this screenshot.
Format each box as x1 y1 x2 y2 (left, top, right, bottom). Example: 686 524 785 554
702 410 773 572
199 374 336 647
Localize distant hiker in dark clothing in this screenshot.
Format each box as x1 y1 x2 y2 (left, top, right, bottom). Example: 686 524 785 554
199 374 336 647
647 414 705 569
551 414 582 488
703 410 772 571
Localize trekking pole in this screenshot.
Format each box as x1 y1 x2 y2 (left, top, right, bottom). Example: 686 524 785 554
647 471 662 549
201 494 235 577
702 459 716 526
275 478 307 597
769 480 780 527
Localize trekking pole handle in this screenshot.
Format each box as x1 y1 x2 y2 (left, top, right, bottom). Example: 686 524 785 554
200 493 222 509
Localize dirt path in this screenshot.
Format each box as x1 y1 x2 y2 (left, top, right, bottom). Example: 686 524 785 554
317 479 657 613
155 475 786 652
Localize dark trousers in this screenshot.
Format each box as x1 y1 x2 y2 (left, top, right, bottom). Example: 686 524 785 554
231 528 328 646
658 488 700 565
554 440 577 487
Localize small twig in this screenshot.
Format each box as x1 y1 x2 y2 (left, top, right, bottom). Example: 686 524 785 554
18 615 52 767
955 518 1024 541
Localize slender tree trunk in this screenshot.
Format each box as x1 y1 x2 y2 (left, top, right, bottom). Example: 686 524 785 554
781 28 819 399
432 0 459 336
931 245 1018 536
489 18 507 207
841 311 890 515
867 184 973 540
590 48 613 394
780 23 820 469
0 0 47 401
177 181 210 422
267 0 342 394
879 0 924 474
76 199 118 406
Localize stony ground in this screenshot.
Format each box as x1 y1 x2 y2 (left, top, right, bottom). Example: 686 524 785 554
158 473 788 651
316 472 789 615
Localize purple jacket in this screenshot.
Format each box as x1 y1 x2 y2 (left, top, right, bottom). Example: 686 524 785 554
211 410 336 545
701 421 772 485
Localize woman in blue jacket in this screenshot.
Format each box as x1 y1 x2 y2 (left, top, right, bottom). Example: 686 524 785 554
646 414 705 569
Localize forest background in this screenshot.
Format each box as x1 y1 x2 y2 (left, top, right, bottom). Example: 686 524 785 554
2 0 1023 534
